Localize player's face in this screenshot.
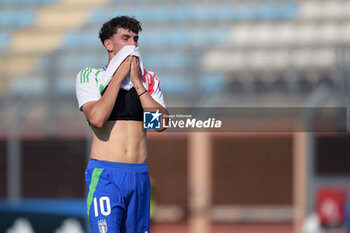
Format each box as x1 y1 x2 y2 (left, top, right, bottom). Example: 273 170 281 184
107 27 139 55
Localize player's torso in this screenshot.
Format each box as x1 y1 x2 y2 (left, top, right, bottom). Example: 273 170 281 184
90 68 148 163
90 120 148 163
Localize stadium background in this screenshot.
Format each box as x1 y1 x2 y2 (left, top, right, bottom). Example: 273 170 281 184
1 0 350 232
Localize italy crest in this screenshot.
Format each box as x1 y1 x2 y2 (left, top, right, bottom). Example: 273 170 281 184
98 219 108 233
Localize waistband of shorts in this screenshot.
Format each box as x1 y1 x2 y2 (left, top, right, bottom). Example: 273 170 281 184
87 158 148 172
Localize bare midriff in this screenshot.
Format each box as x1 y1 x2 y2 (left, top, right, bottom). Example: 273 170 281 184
90 120 147 163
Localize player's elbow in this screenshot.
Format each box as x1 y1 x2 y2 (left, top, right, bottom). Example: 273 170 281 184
84 105 107 128
82 102 106 128
155 127 166 132
156 110 169 132
89 115 106 128
91 120 105 128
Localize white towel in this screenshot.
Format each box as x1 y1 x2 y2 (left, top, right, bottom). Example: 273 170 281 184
98 45 144 91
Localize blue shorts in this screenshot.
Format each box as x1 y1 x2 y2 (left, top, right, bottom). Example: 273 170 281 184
85 159 151 233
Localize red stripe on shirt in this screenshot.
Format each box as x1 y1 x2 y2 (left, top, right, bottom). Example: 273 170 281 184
142 69 147 83
148 72 155 95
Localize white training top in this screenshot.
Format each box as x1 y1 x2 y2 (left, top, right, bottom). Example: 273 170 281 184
75 67 166 111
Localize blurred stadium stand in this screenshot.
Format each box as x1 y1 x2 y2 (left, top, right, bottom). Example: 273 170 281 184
1 0 350 232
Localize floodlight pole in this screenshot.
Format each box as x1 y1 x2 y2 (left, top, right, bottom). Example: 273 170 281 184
294 83 331 233
188 132 212 233
7 108 22 199
293 132 314 233
7 98 36 199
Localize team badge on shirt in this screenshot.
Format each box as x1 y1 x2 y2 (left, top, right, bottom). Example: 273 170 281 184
143 110 162 129
98 219 108 233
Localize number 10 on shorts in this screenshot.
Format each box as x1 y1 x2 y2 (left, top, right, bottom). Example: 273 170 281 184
93 196 111 217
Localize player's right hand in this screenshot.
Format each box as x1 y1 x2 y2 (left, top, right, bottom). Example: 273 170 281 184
113 56 132 81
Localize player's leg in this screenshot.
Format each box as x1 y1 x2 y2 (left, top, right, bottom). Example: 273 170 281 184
124 169 151 233
85 167 125 233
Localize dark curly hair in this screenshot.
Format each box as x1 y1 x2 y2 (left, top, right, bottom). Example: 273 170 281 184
99 16 142 45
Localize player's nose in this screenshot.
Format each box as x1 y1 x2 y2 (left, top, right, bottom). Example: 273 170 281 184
128 38 137 46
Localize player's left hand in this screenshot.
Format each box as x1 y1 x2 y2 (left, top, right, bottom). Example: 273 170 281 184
130 56 141 85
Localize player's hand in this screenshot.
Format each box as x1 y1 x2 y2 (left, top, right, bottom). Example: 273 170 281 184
130 56 142 85
113 56 132 82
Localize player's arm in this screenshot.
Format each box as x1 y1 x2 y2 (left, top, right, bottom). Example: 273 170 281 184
82 56 132 128
130 56 168 132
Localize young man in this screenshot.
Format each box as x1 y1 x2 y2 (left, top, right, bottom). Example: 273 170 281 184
75 16 168 233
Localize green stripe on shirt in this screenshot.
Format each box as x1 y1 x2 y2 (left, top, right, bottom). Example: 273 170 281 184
95 69 103 84
80 67 89 83
99 84 104 93
83 67 89 83
95 69 103 77
85 67 92 83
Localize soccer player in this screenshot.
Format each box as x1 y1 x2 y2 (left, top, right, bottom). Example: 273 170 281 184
75 16 168 233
